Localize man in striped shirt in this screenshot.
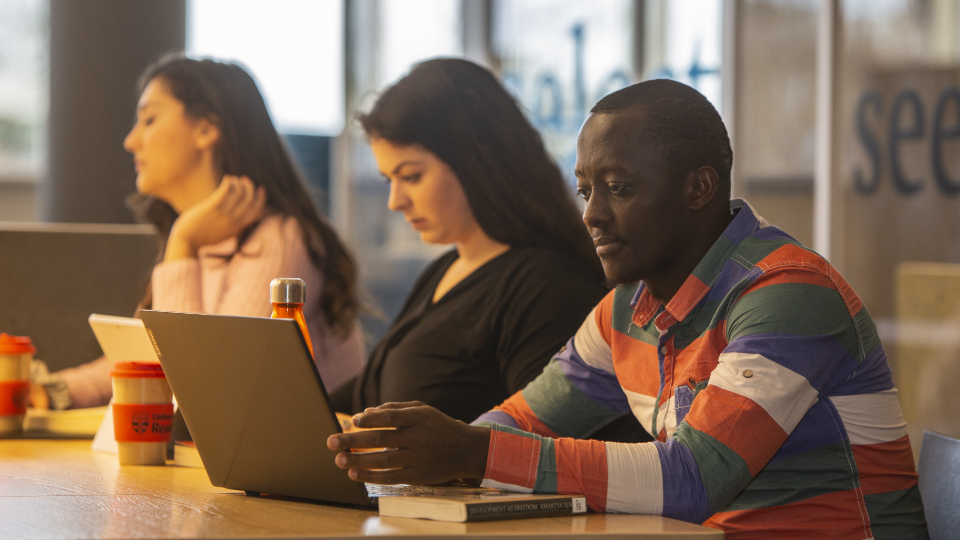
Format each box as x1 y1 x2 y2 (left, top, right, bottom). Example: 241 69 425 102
327 80 927 539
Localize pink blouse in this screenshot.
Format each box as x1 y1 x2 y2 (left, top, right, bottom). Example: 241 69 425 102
61 215 365 408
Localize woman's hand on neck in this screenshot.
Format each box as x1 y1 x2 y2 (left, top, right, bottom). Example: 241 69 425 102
163 175 267 262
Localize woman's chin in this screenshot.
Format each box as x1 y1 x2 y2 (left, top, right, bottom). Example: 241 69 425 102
135 175 156 196
417 231 451 246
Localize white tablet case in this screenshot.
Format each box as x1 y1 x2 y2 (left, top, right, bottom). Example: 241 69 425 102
87 314 162 454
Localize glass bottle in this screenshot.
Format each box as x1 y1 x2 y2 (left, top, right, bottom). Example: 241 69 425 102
270 278 314 358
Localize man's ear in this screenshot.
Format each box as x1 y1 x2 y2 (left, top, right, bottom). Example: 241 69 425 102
686 166 720 211
194 117 221 151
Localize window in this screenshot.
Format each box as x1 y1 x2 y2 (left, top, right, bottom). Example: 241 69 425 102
493 0 635 180
187 0 344 135
0 0 47 221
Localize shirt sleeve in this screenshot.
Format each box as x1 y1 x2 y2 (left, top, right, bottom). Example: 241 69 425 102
476 292 662 512
476 267 856 522
667 265 854 518
151 215 314 317
59 355 112 409
151 258 204 313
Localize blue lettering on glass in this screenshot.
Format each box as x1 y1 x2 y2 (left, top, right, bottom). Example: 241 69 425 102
533 73 564 130
932 87 960 194
854 85 960 196
571 23 587 126
889 89 925 194
505 24 719 182
854 90 883 193
687 40 720 89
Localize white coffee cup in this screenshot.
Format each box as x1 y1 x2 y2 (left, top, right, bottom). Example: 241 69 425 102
110 361 173 465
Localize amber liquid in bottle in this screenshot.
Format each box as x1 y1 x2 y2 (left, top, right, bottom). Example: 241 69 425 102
271 302 314 358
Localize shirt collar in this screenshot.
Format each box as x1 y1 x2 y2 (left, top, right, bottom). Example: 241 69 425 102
631 198 764 331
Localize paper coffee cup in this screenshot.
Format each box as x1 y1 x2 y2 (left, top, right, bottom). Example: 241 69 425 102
0 333 34 435
110 362 173 465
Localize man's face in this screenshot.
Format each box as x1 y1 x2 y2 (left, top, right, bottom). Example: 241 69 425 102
574 111 692 285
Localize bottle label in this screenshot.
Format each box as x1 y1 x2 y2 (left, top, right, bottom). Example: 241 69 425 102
112 403 174 442
0 380 28 415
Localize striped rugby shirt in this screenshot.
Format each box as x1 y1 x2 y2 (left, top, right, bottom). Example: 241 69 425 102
474 199 927 539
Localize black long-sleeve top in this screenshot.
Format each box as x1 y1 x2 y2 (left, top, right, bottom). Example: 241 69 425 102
329 246 607 423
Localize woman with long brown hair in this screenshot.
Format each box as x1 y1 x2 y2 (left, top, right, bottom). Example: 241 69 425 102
32 55 363 409
329 58 607 423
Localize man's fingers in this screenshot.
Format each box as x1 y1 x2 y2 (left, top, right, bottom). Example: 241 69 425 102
334 447 409 470
352 404 435 429
346 466 415 485
369 401 427 411
328 429 400 451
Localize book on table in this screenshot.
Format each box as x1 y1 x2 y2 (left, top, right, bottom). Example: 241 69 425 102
23 406 107 437
377 486 587 522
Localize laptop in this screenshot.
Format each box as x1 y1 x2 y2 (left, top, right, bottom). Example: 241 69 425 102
139 310 381 507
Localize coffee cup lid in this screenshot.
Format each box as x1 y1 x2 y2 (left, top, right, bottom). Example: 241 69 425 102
0 333 36 355
110 361 166 378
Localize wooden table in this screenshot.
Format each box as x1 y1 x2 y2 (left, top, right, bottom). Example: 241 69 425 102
0 440 723 540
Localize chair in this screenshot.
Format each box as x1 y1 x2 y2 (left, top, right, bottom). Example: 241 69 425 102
917 431 960 540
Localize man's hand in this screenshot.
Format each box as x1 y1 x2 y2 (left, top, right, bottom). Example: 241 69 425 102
326 402 491 485
164 175 267 261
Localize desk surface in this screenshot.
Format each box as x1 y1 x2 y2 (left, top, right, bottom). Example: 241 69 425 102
0 440 723 540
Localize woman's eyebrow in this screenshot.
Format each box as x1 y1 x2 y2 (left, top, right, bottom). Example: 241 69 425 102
136 100 158 113
391 160 422 175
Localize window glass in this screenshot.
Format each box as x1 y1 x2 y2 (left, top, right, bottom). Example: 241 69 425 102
733 0 818 247
835 0 960 452
492 0 634 179
377 0 461 86
0 0 47 181
0 0 47 222
658 0 723 109
187 0 344 135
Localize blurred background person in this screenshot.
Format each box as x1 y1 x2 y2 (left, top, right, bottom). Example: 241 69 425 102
31 55 364 410
329 58 607 423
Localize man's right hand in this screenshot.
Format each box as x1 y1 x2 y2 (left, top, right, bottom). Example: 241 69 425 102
326 402 491 485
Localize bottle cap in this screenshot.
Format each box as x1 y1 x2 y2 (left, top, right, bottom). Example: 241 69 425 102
270 278 306 304
0 333 36 355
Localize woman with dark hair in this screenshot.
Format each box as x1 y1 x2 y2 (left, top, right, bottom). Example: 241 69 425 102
31 55 364 409
329 58 607 423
